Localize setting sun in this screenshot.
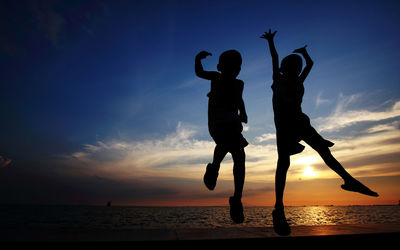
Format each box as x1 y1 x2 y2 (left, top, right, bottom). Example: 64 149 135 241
303 166 317 178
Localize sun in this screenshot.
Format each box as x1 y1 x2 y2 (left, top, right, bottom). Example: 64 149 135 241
303 166 317 178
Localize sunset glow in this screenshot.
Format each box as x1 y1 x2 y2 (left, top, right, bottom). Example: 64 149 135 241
0 0 399 207
303 166 317 178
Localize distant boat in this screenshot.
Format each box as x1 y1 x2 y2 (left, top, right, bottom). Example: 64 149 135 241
107 201 112 207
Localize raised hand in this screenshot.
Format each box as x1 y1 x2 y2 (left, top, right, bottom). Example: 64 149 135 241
260 29 277 41
293 45 308 54
196 51 212 60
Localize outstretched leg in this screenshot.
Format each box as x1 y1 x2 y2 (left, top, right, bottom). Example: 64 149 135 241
204 144 228 190
315 146 379 197
229 147 245 223
272 152 291 236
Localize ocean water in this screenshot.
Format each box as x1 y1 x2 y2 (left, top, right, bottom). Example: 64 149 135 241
0 205 399 230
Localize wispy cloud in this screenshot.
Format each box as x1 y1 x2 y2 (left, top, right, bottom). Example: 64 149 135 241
60 95 400 204
66 122 213 179
254 133 275 143
65 93 400 182
291 94 400 179
176 78 202 89
314 94 400 132
315 91 332 108
365 121 400 133
289 125 400 179
63 121 277 186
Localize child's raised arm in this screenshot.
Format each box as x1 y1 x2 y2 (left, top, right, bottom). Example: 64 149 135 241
261 29 279 80
195 51 219 80
293 45 313 84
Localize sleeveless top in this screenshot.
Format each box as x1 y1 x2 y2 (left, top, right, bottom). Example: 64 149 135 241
271 74 304 121
207 76 242 123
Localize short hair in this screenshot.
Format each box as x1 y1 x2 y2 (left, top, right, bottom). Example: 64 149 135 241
218 50 242 67
280 54 302 76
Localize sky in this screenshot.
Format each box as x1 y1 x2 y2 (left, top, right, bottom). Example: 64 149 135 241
1 0 400 206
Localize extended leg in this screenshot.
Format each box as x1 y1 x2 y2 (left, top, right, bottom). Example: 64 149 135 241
315 147 378 197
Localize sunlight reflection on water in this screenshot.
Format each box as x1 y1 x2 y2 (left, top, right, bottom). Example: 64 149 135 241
0 205 399 230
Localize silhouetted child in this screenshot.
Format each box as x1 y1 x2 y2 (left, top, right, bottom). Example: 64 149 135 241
261 29 379 235
195 50 248 223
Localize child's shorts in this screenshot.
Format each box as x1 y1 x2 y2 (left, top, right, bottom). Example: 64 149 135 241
208 119 248 152
276 113 333 155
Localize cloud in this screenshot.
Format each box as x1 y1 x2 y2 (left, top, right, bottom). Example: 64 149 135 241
65 122 214 179
65 93 400 183
314 94 400 132
315 91 332 108
365 121 400 133
287 94 400 180
63 121 278 185
290 126 400 179
176 77 202 89
254 133 275 143
0 156 11 167
58 94 400 205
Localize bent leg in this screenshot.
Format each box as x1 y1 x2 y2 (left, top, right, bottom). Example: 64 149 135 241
212 144 228 170
204 144 228 191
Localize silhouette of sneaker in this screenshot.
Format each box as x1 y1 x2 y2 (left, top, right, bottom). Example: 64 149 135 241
272 208 291 236
229 196 244 223
341 178 379 197
204 163 219 190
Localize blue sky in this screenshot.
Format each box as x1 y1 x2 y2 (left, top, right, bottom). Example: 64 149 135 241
1 0 400 206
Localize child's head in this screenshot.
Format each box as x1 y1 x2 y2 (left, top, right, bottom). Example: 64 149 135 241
280 54 302 77
217 50 242 78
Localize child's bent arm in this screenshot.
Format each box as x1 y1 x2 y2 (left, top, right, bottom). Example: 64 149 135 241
195 51 219 80
294 46 313 83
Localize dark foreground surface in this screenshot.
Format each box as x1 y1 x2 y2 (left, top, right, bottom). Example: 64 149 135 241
1 223 399 247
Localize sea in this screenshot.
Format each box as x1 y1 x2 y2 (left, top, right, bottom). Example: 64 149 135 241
0 205 399 230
